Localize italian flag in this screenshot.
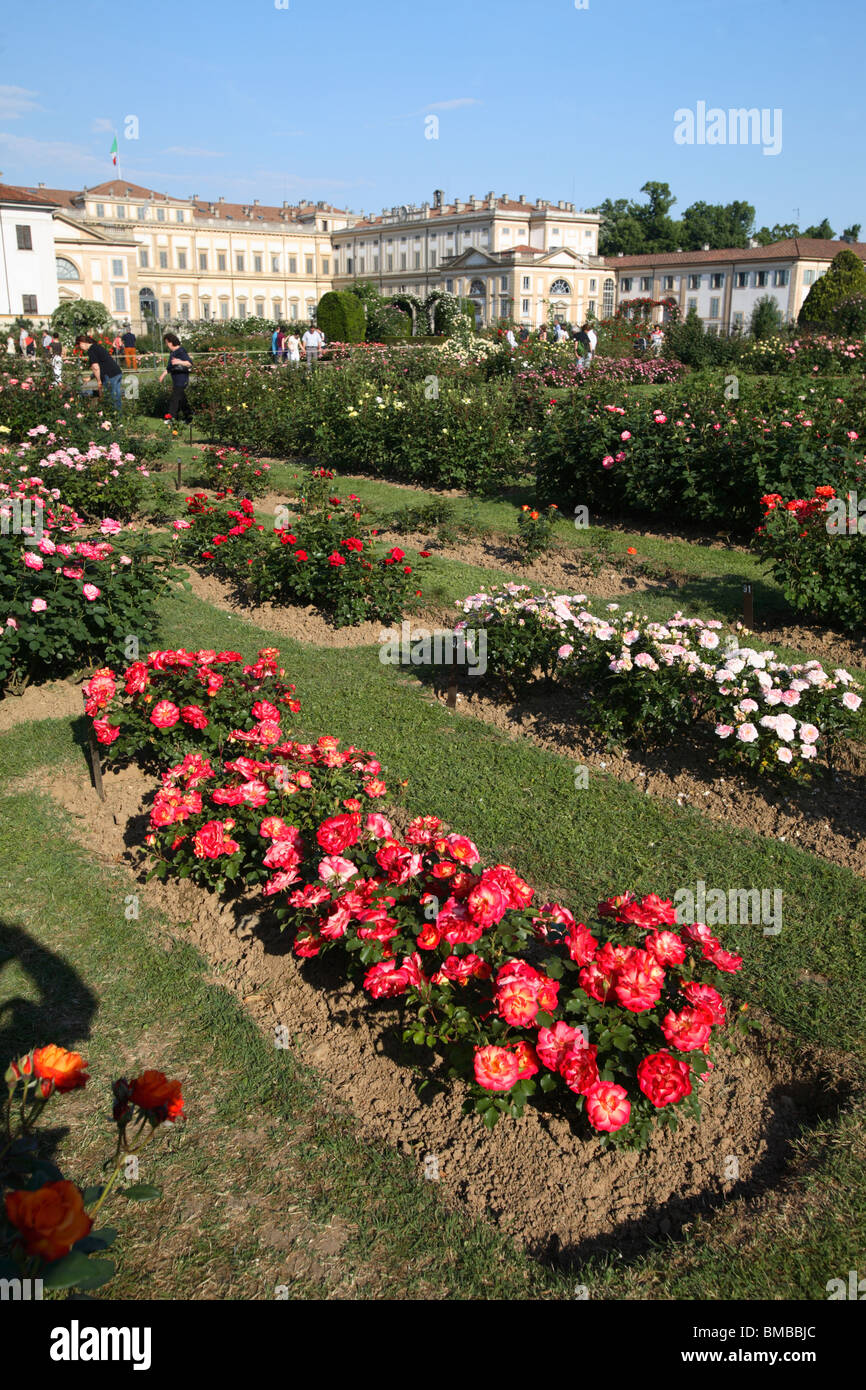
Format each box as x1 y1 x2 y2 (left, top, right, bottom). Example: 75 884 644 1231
110 136 118 166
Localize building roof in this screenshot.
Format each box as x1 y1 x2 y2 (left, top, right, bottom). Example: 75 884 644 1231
605 237 866 269
0 182 60 208
342 194 593 232
190 197 347 225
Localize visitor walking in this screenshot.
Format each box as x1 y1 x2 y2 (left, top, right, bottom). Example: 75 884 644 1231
41 327 52 355
579 321 597 369
121 325 137 368
159 331 193 423
651 325 664 357
505 327 517 349
18 327 27 354
271 325 282 363
75 331 123 413
24 334 36 358
302 324 324 369
6 334 16 355
49 332 63 384
285 331 301 366
575 324 591 371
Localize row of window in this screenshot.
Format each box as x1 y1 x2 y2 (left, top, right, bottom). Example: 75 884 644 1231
138 249 324 274
621 268 793 293
154 300 313 321
94 203 187 224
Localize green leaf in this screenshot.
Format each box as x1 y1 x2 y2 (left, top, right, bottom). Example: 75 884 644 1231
81 1185 105 1207
42 1252 115 1291
122 1183 162 1200
75 1227 117 1254
539 1071 557 1093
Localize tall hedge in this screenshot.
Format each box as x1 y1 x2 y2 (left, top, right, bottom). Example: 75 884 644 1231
316 290 366 343
798 249 866 326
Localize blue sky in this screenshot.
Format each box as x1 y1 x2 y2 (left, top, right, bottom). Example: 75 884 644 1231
1 0 862 232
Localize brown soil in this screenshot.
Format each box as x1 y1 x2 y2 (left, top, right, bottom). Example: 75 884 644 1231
428 678 866 879
184 568 455 648
23 757 853 1268
0 678 84 732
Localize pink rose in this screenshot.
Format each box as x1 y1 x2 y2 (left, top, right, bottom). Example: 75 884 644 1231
31 598 47 613
82 584 101 601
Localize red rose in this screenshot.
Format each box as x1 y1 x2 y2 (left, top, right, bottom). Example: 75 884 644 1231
661 1005 715 1052
637 1050 692 1107
474 1045 519 1092
585 1081 631 1133
150 700 180 729
181 705 209 729
316 813 361 855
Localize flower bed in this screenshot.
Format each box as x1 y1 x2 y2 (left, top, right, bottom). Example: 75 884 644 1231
177 479 425 628
0 479 182 693
84 648 747 1149
1 437 155 521
455 586 862 776
536 374 866 533
194 444 272 499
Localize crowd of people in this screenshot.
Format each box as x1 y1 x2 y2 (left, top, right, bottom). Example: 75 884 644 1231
502 318 665 365
270 324 326 367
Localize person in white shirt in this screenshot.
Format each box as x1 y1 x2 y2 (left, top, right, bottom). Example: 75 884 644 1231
302 326 324 368
286 332 301 366
6 335 15 355
42 329 52 354
651 326 664 357
582 323 598 368
19 328 28 354
505 327 517 349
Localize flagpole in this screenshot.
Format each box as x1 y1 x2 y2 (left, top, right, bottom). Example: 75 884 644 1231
114 128 121 181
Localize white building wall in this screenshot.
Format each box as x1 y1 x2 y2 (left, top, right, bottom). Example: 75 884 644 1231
0 206 58 320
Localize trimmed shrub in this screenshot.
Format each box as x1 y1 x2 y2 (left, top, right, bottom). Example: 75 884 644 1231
799 249 866 326
316 291 365 344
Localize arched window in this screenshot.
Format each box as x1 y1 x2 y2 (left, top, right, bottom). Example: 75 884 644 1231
139 286 157 317
602 278 615 318
469 278 486 296
549 278 571 295
56 257 80 280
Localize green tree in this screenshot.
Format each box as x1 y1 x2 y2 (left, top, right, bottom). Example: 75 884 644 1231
802 218 835 240
50 299 112 344
798 248 866 325
680 200 755 250
315 289 365 342
753 223 800 245
634 181 681 251
595 198 647 255
750 295 783 340
841 223 862 244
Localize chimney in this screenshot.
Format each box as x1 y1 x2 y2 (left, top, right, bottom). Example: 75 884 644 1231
38 181 45 188
518 194 526 204
617 251 624 257
558 200 566 209
208 202 215 214
218 196 225 203
433 189 444 209
702 242 710 250
253 198 260 206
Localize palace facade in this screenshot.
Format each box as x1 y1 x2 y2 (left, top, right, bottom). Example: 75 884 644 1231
2 178 864 336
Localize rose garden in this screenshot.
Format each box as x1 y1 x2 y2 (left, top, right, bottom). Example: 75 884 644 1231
0 303 864 1302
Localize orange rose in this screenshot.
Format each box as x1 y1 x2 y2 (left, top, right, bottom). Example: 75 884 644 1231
33 1045 89 1092
130 1070 184 1123
5 1181 93 1262
473 1045 520 1092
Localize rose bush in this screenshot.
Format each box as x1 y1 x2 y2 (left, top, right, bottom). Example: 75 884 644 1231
756 485 866 631
456 586 862 775
0 479 183 693
83 645 301 769
536 374 866 534
178 483 425 628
